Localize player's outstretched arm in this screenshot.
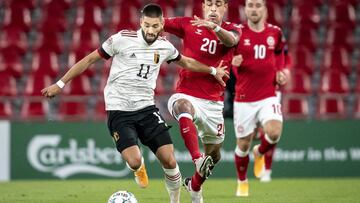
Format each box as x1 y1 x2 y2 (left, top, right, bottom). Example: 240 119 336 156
175 55 229 87
191 15 239 47
41 50 102 99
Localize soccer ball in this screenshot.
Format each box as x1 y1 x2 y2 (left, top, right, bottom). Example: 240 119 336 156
108 191 138 203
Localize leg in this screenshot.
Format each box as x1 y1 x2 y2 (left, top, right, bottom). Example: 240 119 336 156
156 144 182 203
172 99 203 161
121 145 148 188
234 133 253 197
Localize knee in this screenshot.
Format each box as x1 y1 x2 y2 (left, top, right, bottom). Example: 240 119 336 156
162 156 177 169
173 99 194 116
126 156 143 170
264 126 282 142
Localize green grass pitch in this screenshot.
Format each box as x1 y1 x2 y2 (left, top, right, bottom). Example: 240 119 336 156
1 178 359 203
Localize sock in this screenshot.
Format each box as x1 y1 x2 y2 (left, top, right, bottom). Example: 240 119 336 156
163 165 182 203
178 113 201 161
234 146 249 181
265 147 275 170
163 164 182 191
258 134 277 155
191 172 206 192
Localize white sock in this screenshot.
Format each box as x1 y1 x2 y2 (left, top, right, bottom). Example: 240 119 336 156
163 164 182 203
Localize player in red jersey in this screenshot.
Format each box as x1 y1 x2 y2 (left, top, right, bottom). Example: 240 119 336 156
164 0 241 202
256 44 291 182
231 0 288 197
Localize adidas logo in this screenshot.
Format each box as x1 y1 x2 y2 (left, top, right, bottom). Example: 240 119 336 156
130 53 136 58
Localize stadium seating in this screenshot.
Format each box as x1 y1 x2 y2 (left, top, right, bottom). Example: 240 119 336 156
20 74 51 120
0 0 358 121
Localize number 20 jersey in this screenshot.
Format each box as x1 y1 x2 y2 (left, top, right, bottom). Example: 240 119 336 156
164 17 241 101
98 29 180 111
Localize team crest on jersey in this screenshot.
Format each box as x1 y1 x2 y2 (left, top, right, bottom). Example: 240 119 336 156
154 51 160 64
195 29 202 35
244 39 251 46
267 36 275 49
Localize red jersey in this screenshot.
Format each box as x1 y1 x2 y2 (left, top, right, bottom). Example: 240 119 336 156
164 17 241 101
233 23 285 102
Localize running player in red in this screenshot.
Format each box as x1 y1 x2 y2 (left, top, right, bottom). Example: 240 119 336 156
257 44 292 182
164 0 241 202
231 0 288 197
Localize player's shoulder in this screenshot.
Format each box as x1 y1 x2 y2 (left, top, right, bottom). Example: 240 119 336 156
118 29 138 38
167 16 192 23
222 21 242 29
266 23 283 32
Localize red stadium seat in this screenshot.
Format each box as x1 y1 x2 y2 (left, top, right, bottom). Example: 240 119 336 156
316 96 346 119
58 76 92 121
0 27 28 54
0 101 13 119
154 0 177 17
266 3 284 26
289 26 318 52
283 71 312 95
184 0 203 18
320 47 351 75
2 3 32 32
20 74 52 120
282 96 309 119
319 70 350 94
75 2 103 31
290 2 321 30
71 27 100 52
34 30 64 54
110 3 139 32
31 50 60 78
327 1 356 29
38 0 71 33
325 25 355 52
291 47 315 75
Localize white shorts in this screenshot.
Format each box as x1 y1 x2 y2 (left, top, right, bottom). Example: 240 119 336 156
233 96 283 138
167 93 225 144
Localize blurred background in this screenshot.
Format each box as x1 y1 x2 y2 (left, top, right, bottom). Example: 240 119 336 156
0 0 360 182
0 0 360 121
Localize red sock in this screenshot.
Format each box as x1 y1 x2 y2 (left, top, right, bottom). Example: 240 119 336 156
265 147 275 170
178 116 201 161
258 134 276 154
191 172 205 191
234 153 249 181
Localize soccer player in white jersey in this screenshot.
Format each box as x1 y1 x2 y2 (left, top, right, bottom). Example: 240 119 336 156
41 4 229 203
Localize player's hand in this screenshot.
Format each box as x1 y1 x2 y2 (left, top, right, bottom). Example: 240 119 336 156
190 15 217 30
41 84 62 99
214 60 229 87
276 70 287 85
231 54 243 66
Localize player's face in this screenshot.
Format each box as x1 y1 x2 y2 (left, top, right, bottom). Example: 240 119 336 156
140 16 164 44
202 0 228 24
245 0 266 24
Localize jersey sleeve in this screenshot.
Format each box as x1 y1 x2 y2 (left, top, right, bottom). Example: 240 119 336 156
164 17 187 38
166 42 181 63
97 32 123 60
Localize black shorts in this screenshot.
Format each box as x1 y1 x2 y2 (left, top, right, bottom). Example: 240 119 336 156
107 105 172 154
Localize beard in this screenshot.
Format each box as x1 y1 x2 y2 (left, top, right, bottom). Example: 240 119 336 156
142 30 159 44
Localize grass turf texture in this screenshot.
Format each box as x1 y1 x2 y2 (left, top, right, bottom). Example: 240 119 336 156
0 178 359 203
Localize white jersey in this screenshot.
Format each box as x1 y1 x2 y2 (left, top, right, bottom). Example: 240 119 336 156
99 29 180 111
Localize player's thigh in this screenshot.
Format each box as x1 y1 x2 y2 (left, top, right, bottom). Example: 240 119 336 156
258 97 283 128
107 111 139 153
233 102 259 139
196 100 225 145
137 109 173 154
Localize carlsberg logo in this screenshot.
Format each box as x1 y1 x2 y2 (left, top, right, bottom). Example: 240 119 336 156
27 135 130 179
